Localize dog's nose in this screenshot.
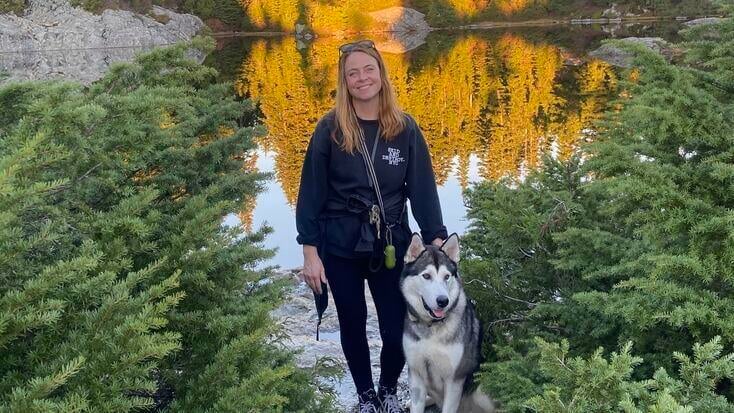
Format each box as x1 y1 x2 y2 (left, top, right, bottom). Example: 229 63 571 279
436 296 449 308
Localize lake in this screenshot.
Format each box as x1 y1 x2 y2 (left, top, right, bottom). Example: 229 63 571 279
210 22 683 269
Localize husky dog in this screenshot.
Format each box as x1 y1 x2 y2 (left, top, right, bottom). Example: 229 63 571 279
400 233 494 413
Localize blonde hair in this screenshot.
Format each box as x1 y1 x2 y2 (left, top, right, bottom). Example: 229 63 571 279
332 42 405 154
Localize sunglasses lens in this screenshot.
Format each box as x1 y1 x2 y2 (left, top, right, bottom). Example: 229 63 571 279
339 40 375 54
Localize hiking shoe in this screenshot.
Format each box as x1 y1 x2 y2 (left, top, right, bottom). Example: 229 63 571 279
358 400 379 413
358 388 379 413
379 393 404 413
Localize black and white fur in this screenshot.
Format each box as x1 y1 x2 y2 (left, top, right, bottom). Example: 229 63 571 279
400 233 494 413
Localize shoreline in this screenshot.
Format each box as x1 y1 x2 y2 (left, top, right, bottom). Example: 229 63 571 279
453 14 713 29
210 14 720 38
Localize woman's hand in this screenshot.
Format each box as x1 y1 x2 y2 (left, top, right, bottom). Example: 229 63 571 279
431 237 444 248
302 245 327 294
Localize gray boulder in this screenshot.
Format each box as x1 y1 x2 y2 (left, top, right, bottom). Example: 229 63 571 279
588 37 673 68
0 0 203 84
374 30 430 54
683 17 725 27
366 7 431 53
680 17 726 40
368 7 431 33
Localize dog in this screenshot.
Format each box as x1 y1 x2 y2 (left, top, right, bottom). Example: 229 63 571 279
400 233 494 413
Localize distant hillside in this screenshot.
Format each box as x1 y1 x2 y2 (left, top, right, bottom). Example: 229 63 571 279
1 0 721 32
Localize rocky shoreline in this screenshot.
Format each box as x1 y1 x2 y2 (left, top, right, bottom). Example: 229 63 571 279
0 0 204 84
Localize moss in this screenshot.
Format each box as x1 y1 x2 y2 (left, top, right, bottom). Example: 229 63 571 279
0 0 27 14
70 0 153 14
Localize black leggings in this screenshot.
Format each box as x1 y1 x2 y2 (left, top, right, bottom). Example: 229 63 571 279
323 252 407 398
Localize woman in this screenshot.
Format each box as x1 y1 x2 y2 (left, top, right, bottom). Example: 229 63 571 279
296 39 447 413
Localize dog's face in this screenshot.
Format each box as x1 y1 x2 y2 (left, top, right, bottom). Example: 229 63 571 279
400 233 461 321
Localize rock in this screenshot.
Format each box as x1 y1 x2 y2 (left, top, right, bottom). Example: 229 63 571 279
0 0 204 84
27 0 67 13
562 51 584 66
368 7 431 33
365 7 431 54
588 37 673 68
680 17 726 40
602 3 621 18
374 30 429 54
150 5 202 39
683 17 725 27
295 22 314 42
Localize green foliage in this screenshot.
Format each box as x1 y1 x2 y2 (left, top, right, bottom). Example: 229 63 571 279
176 0 250 27
70 0 103 12
0 38 335 412
527 337 734 412
463 14 734 412
70 0 153 14
0 0 26 14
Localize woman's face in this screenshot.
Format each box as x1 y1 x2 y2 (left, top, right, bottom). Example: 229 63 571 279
343 51 382 103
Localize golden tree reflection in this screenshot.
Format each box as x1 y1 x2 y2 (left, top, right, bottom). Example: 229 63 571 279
551 59 618 160
238 38 341 207
402 37 496 187
238 150 259 233
480 34 565 180
234 34 617 208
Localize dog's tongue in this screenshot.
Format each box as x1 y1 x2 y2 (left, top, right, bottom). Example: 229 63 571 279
433 308 445 318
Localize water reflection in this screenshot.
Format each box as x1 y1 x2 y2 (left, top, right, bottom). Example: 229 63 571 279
239 33 617 201
216 29 645 267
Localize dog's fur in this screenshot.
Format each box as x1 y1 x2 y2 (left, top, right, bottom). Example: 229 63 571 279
400 233 494 413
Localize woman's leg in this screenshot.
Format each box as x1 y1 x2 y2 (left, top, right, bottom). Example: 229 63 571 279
322 253 375 398
367 258 407 394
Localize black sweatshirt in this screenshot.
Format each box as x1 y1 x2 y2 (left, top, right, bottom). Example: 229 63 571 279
296 112 447 258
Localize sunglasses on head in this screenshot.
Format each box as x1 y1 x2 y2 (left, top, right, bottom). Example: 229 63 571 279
338 40 376 55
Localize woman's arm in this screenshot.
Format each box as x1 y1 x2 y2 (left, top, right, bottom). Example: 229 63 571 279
405 116 448 245
296 122 330 293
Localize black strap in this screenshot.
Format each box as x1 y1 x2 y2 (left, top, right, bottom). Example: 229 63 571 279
358 127 388 226
370 132 379 163
358 126 394 273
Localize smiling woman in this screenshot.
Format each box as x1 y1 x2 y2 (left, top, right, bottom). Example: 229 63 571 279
295 39 449 412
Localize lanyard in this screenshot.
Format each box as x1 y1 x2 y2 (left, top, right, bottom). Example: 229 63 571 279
358 125 397 271
370 127 379 162
358 126 387 226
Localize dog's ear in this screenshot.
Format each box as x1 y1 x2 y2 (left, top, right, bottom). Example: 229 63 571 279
440 233 460 262
405 233 425 263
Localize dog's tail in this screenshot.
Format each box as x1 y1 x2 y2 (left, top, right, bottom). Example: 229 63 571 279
461 389 495 412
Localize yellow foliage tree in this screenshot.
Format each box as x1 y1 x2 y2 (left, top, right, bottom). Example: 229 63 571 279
242 0 299 31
